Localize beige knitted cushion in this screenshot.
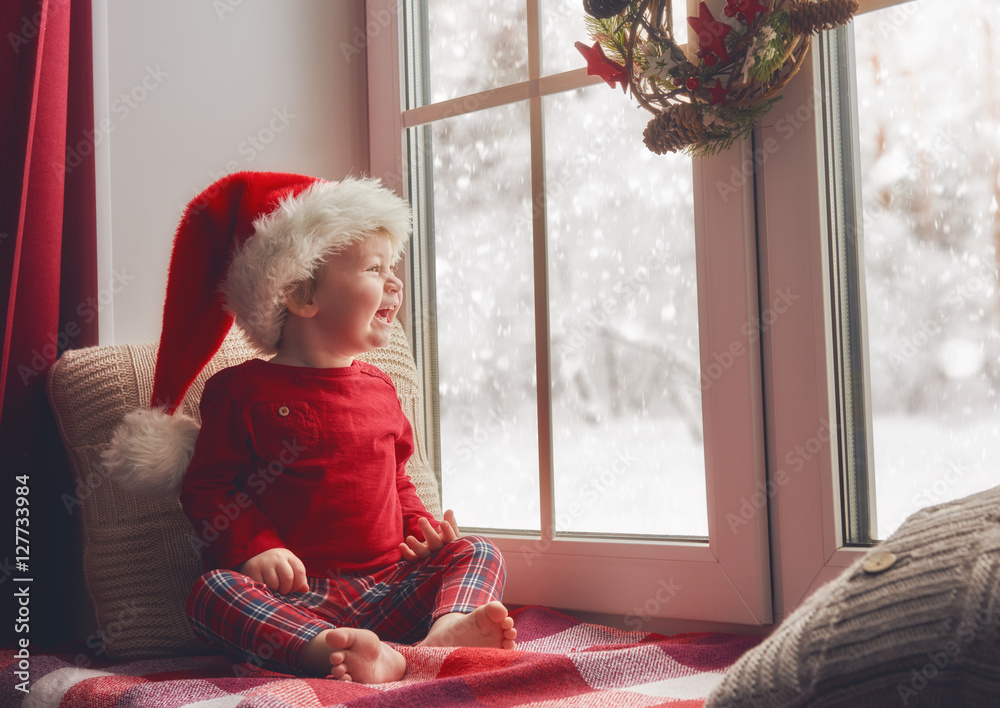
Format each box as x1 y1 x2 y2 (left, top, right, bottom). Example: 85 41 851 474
706 484 1000 707
47 320 441 660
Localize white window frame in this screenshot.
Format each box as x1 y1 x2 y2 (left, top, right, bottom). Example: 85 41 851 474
367 0 913 626
368 0 770 627
753 52 865 621
754 0 917 618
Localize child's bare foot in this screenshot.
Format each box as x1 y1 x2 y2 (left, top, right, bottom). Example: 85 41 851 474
302 627 406 683
418 601 517 650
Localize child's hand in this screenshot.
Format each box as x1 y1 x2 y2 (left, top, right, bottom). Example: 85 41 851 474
236 548 310 594
399 509 460 562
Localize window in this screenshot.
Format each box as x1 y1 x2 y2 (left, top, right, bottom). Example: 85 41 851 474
759 0 1000 617
369 0 772 626
367 0 990 625
832 0 1000 543
406 1 706 538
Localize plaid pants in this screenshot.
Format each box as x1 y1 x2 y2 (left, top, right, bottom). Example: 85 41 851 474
185 534 505 673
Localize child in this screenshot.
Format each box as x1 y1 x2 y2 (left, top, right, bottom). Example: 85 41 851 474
107 172 515 683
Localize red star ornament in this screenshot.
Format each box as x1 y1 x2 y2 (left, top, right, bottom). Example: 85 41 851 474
708 79 728 105
725 0 767 25
741 0 768 25
575 40 629 92
687 1 731 64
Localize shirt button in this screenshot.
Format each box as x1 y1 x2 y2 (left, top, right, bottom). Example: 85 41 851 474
278 405 290 417
863 551 897 574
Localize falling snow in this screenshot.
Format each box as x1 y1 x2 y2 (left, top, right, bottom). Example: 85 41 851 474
421 0 1000 540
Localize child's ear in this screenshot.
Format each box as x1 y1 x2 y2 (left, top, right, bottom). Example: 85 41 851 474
284 297 318 318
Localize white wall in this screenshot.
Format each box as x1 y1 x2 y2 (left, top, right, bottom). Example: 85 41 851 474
94 0 369 345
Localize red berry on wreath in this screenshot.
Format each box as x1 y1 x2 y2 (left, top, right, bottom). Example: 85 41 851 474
686 77 700 91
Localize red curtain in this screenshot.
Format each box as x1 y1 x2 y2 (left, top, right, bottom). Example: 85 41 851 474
1 0 97 648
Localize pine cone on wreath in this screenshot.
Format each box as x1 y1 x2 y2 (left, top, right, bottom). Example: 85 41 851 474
583 0 631 19
788 0 860 36
643 103 705 155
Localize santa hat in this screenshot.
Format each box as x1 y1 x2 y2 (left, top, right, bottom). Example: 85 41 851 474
102 171 412 499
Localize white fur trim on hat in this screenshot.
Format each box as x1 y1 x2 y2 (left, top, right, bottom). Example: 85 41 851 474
102 408 201 500
222 176 412 355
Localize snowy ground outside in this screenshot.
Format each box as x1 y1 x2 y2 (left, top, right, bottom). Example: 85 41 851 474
441 408 708 537
441 410 1000 542
870 416 1000 539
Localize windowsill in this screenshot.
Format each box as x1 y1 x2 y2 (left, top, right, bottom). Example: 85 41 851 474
538 606 775 638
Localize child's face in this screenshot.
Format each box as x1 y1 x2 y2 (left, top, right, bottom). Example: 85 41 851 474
303 232 402 361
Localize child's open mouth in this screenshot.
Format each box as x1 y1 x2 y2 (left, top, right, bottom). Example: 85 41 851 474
375 304 397 324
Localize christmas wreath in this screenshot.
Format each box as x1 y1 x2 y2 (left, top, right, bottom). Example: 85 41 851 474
576 0 859 156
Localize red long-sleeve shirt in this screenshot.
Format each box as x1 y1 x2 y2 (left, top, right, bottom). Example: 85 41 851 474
180 358 436 576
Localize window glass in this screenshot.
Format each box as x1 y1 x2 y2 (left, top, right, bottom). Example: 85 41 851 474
423 0 529 105
543 84 706 537
852 0 1000 538
416 101 541 531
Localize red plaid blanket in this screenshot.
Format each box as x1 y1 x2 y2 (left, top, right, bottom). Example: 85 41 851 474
2 606 760 707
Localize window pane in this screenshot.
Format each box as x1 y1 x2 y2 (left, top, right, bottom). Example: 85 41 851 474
422 0 528 105
415 101 541 531
544 85 706 537
853 0 1000 538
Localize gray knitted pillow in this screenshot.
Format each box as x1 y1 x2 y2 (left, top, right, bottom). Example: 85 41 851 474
706 484 1000 707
